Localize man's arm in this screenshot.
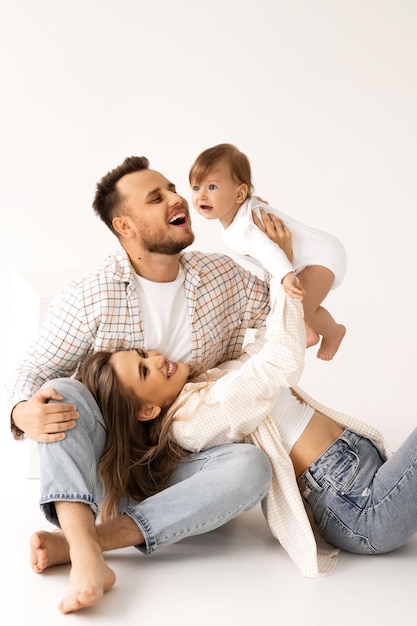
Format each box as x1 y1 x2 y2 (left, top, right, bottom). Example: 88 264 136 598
6 284 92 440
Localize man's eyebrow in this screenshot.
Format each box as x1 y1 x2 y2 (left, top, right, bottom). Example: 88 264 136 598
146 182 176 198
146 187 162 198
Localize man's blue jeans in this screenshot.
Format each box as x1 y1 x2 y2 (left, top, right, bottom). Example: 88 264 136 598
38 378 272 554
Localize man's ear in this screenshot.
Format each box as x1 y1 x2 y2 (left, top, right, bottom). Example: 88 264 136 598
137 404 161 422
113 215 135 238
236 183 248 203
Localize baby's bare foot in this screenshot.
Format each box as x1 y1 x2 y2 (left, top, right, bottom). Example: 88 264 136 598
317 325 346 361
30 530 70 573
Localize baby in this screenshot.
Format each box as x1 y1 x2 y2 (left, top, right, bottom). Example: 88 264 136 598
189 143 347 360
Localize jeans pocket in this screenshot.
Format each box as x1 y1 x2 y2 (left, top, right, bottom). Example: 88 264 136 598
319 507 377 554
328 450 361 494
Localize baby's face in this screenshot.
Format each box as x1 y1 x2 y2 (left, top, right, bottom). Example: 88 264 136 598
190 163 246 228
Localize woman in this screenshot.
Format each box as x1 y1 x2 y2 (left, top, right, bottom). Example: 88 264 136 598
77 273 417 579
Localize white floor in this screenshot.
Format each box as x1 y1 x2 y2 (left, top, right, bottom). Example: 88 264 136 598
1 430 416 626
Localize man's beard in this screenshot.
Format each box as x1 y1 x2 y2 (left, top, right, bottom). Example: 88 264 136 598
142 230 195 255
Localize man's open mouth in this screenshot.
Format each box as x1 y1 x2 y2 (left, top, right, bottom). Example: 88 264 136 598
169 212 186 225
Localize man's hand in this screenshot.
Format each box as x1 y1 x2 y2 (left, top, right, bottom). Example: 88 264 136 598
282 272 304 299
252 208 293 262
11 388 79 442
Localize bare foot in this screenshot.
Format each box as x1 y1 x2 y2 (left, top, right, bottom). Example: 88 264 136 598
58 551 116 614
30 530 70 573
305 324 320 348
317 325 346 361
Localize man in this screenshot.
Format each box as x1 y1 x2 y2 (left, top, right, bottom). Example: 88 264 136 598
7 156 272 613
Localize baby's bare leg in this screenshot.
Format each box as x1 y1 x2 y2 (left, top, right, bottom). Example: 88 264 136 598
298 266 346 361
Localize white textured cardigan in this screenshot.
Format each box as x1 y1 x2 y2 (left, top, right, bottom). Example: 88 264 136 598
170 279 391 578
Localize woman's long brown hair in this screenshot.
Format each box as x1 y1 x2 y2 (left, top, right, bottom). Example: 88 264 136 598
76 351 187 522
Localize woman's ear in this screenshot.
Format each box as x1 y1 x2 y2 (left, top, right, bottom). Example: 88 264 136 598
236 183 248 203
137 404 161 422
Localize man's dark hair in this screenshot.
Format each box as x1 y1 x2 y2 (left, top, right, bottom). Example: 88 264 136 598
93 156 149 235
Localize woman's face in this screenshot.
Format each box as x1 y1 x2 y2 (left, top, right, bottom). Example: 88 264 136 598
110 349 189 409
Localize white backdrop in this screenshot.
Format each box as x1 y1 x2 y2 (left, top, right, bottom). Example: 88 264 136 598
1 0 417 449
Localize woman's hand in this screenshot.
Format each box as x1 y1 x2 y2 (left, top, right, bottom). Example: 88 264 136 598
252 208 293 262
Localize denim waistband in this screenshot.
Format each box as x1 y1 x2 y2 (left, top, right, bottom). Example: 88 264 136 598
297 429 362 492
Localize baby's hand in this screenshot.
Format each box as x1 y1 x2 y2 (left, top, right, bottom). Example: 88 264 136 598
282 272 304 300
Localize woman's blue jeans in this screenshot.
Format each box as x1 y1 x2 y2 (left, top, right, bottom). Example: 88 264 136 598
38 378 272 555
298 428 417 554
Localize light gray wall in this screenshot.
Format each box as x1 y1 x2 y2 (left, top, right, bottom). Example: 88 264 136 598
1 0 417 448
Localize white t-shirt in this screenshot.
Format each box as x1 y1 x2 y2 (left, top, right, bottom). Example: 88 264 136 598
133 266 193 362
270 387 314 453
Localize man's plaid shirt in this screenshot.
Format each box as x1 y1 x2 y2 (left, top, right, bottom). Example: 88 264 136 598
6 247 269 418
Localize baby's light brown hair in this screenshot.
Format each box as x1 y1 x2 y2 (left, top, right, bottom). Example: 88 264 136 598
189 143 254 197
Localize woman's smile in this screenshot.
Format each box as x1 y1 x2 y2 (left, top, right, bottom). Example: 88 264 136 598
166 360 177 378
